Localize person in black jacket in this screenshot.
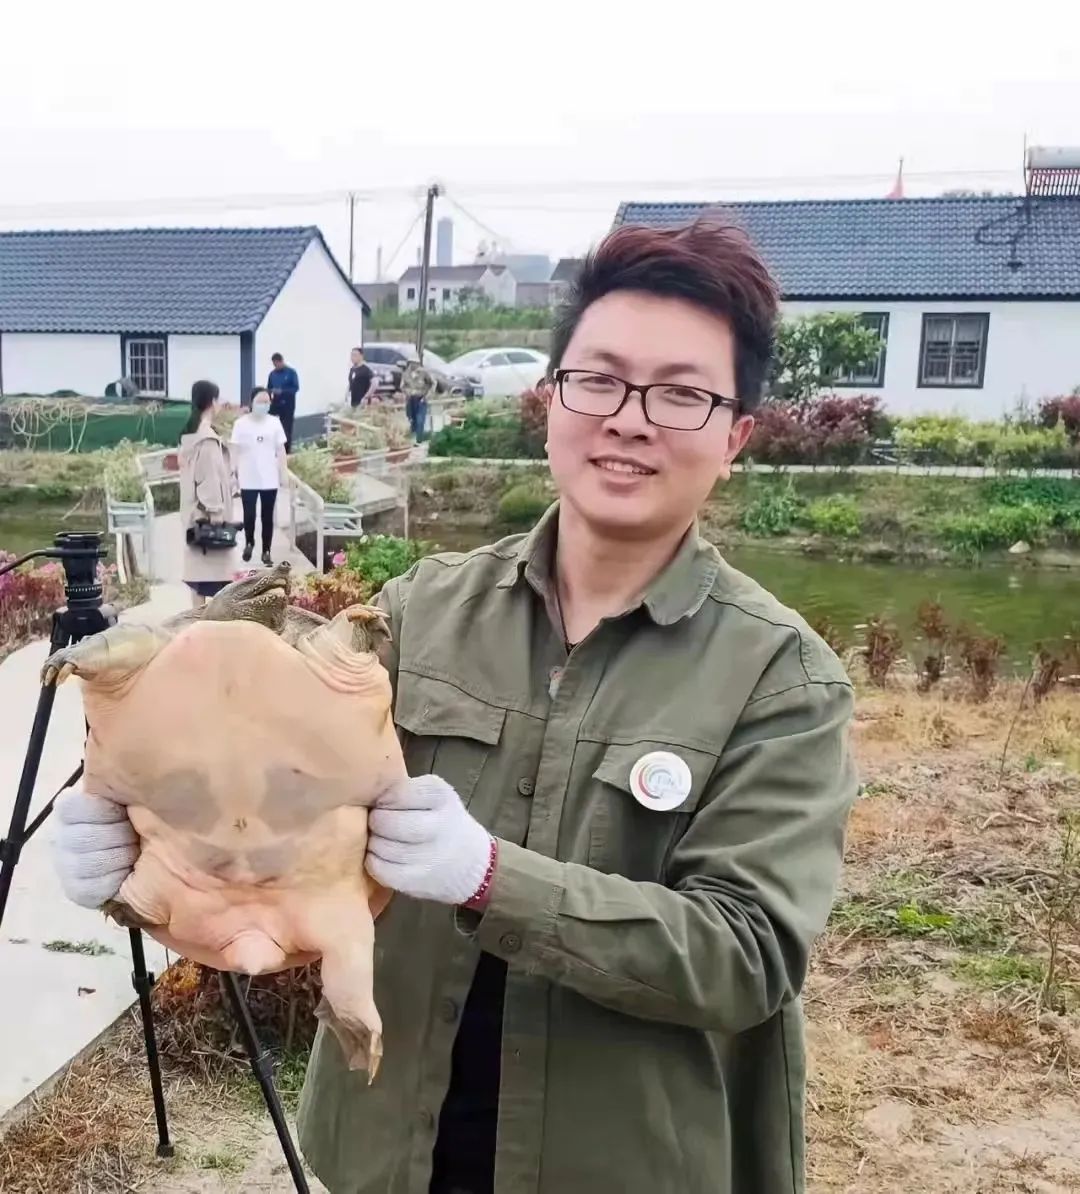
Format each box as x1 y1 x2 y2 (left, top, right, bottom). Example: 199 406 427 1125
348 347 375 408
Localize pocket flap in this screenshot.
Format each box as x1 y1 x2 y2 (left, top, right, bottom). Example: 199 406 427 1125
394 672 506 745
592 741 716 812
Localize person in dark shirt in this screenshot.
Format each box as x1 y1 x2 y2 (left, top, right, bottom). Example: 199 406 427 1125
348 347 375 408
267 352 300 452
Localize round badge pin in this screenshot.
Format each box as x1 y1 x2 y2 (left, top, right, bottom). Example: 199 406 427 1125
628 751 692 812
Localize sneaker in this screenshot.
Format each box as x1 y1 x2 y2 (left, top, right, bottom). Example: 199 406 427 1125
261 550 273 566
242 543 253 562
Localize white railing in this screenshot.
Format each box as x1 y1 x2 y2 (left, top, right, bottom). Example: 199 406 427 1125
286 472 370 571
106 456 156 582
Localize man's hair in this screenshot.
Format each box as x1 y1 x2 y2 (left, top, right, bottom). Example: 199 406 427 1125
271 352 284 363
549 217 780 411
352 346 364 354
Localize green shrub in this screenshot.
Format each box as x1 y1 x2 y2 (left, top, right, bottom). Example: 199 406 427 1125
497 483 551 528
427 413 542 460
935 503 1052 555
288 445 354 503
802 494 862 539
989 423 1075 471
344 535 431 593
739 481 803 536
982 477 1080 527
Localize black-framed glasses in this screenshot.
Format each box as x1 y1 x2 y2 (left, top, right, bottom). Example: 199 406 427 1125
553 368 738 431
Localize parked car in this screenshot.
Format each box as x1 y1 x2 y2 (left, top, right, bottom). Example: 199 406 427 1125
362 342 483 398
447 347 549 398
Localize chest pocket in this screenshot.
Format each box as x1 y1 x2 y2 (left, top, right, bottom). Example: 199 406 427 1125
587 740 718 881
393 672 506 813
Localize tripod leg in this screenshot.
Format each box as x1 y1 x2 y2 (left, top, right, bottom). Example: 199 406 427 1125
221 971 311 1194
129 929 175 1157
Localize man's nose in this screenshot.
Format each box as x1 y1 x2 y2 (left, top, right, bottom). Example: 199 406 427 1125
601 389 655 438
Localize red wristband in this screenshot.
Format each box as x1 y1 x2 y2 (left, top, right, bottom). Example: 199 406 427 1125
464 836 498 910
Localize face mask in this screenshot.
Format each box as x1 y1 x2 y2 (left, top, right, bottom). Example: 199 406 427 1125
253 403 270 418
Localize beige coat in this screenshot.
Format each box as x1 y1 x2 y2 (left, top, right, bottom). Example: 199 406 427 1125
177 420 245 583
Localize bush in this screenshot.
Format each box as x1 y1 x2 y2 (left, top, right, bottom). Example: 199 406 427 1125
935 503 1053 554
288 445 354 503
746 395 882 466
803 494 862 539
289 564 373 619
956 627 1005 702
860 616 904 687
1038 395 1080 441
344 535 431 593
989 423 1074 471
497 483 551 528
427 412 544 460
518 387 548 458
739 480 803 535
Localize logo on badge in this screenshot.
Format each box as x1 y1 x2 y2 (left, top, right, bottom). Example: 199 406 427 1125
628 751 692 811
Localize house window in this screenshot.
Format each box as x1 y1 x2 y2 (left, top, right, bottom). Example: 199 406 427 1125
919 314 989 388
125 336 167 395
834 313 889 387
443 288 452 302
428 299 436 313
406 287 416 300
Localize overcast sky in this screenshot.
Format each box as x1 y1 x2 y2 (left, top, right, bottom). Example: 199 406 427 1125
2 1 1078 280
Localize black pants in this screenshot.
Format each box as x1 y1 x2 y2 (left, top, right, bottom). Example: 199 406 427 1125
240 488 277 552
270 394 296 452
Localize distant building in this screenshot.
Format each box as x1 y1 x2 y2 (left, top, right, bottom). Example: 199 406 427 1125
354 282 397 312
436 218 454 267
613 182 1080 419
515 281 554 308
550 258 583 305
398 264 516 313
0 225 368 437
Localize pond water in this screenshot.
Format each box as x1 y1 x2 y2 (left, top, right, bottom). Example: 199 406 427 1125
416 523 1078 673
4 503 1076 673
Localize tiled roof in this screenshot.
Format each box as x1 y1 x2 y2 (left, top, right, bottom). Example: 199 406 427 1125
551 257 583 283
398 264 496 284
613 197 1080 298
0 225 362 333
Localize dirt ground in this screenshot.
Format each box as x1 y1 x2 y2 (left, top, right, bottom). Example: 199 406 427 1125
1 678 1077 1193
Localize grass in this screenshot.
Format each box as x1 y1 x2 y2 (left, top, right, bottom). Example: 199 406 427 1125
41 939 114 956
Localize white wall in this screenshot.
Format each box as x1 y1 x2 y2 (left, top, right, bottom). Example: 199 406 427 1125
168 335 240 406
1 332 120 396
255 239 366 418
784 299 1080 419
482 269 517 307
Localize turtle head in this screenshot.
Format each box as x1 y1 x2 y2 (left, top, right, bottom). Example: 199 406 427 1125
204 562 292 632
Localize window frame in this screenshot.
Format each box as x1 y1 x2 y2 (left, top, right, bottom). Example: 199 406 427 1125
121 334 168 397
917 313 990 389
406 287 416 301
832 312 889 388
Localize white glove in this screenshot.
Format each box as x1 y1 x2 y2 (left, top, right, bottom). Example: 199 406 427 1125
52 786 139 908
366 775 493 906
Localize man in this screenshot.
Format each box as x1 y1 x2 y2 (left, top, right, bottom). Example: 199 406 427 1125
400 358 435 442
348 346 375 409
267 352 300 452
51 217 858 1193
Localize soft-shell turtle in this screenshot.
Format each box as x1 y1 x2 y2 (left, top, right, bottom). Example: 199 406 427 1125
43 562 404 1080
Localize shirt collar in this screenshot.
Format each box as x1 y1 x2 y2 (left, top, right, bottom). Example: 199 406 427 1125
496 499 719 627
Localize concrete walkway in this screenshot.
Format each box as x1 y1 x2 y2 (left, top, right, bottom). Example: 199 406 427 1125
0 583 189 1123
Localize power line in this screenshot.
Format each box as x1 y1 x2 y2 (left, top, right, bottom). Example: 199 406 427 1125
0 165 1024 223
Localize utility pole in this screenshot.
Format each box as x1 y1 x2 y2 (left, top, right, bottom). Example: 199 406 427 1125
415 182 440 358
347 193 356 281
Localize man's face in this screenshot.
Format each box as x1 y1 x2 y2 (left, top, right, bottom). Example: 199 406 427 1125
272 357 283 369
545 290 754 540
351 349 362 365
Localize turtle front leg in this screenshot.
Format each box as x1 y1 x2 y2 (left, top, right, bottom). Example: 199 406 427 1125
41 624 173 688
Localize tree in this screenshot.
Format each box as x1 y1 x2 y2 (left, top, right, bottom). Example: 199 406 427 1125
769 312 886 410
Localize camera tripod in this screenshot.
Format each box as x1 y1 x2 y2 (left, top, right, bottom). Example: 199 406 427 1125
0 533 310 1193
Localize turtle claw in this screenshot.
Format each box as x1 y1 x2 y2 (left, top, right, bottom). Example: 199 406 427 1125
314 997 383 1084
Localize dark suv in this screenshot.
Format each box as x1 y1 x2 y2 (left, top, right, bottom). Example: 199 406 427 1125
362 343 483 398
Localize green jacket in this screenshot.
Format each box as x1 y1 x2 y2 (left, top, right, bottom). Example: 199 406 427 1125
297 501 858 1193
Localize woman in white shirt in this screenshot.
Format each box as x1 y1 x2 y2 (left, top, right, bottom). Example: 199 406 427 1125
230 387 287 565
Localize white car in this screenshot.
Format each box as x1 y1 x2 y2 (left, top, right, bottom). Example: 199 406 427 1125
448 347 549 398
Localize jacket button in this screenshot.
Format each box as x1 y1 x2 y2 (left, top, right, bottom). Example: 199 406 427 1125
500 932 522 954
439 997 458 1023
517 778 534 796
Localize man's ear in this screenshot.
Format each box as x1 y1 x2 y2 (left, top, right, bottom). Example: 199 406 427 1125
716 414 755 481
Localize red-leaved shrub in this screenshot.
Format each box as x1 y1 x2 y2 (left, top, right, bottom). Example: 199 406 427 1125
747 394 884 465
1038 395 1080 442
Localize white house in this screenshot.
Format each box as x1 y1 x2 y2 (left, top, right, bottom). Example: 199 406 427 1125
614 175 1080 419
0 225 370 438
397 264 517 313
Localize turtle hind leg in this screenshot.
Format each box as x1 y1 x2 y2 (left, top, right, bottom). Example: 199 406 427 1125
41 624 173 688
